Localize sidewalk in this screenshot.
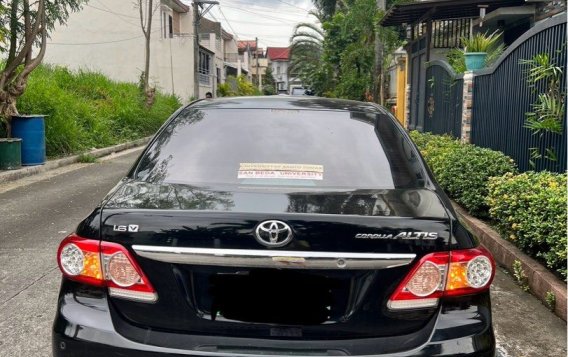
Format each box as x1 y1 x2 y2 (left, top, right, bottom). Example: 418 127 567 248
453 203 567 321
0 137 150 185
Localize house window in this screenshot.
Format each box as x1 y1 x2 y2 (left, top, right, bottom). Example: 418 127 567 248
199 51 211 84
162 12 167 38
162 12 174 38
276 65 280 75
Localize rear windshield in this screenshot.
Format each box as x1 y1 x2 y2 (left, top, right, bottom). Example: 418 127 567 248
134 108 425 190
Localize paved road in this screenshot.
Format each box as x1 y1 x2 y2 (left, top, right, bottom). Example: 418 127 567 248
0 149 566 356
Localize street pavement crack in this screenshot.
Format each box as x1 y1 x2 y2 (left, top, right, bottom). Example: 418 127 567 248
0 266 58 307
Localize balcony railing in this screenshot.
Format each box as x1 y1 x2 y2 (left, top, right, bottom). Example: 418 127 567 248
199 72 211 85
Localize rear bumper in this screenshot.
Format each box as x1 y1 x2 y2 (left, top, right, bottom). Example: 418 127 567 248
52 283 495 357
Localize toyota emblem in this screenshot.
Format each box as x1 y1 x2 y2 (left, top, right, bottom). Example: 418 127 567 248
255 220 293 247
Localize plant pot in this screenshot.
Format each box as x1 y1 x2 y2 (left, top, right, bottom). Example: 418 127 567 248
11 115 46 166
0 138 22 170
464 52 487 71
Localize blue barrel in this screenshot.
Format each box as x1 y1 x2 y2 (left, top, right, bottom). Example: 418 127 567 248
11 115 46 166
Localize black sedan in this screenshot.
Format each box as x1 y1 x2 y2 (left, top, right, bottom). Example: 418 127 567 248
53 96 496 356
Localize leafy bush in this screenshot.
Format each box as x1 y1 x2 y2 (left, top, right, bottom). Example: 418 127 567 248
461 30 502 53
487 172 567 279
447 31 505 74
410 131 565 279
410 131 516 216
433 145 516 216
17 65 180 157
408 131 461 163
217 75 260 97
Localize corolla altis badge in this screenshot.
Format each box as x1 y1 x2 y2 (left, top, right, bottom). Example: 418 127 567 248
355 232 438 240
255 220 293 247
113 224 139 233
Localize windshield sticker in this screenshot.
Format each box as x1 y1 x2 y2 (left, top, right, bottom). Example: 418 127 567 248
238 163 324 180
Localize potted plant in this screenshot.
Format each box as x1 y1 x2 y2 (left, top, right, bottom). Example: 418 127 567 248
461 31 503 71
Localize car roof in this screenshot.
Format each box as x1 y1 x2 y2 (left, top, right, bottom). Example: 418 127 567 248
191 96 383 113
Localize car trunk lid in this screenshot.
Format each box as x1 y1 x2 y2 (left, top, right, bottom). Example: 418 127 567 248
100 181 450 339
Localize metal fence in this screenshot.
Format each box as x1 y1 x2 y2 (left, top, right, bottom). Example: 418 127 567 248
423 61 463 138
471 16 566 173
432 18 470 48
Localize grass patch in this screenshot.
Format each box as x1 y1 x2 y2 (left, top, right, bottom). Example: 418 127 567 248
16 65 181 158
77 153 97 163
545 291 556 311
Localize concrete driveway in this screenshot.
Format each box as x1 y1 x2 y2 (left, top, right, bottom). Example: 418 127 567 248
0 149 565 356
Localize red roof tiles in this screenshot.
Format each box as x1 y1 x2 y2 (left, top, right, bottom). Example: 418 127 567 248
266 47 290 61
238 40 258 50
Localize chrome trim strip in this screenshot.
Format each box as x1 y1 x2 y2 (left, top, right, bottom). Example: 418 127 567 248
132 245 416 270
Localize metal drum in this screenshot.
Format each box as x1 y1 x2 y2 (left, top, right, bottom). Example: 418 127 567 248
11 115 46 166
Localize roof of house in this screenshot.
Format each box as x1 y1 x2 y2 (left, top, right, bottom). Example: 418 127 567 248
238 40 258 51
266 47 290 61
163 0 190 13
381 0 527 26
222 29 234 40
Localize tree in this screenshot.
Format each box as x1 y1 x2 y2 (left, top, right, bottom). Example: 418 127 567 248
322 0 378 100
263 66 277 95
289 21 325 91
137 0 160 107
292 0 403 100
0 0 86 137
313 0 350 21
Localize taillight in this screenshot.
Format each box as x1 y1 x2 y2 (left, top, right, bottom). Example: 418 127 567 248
57 234 157 303
387 247 495 310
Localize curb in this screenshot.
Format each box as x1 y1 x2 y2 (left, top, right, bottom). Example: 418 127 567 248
453 202 567 321
0 137 151 184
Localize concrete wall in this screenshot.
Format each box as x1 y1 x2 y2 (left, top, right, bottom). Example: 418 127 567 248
45 0 196 103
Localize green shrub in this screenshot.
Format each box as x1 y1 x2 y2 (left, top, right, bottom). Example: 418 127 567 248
487 172 567 279
409 131 461 165
433 145 517 216
409 131 516 216
17 65 181 157
217 75 261 97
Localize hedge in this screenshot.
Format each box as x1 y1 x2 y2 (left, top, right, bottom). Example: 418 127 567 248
410 131 567 279
487 172 567 279
409 131 517 216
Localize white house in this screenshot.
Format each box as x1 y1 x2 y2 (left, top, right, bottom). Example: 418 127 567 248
45 0 233 101
199 18 253 95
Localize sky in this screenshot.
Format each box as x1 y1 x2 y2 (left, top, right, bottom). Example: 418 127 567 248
183 0 319 49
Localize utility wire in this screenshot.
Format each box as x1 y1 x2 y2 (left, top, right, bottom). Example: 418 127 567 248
221 5 302 24
223 0 309 15
87 3 139 19
217 6 240 40
49 29 168 46
49 35 145 46
84 5 141 28
274 0 313 12
211 17 294 27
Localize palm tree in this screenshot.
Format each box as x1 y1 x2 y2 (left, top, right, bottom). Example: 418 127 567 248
288 21 324 90
313 0 350 21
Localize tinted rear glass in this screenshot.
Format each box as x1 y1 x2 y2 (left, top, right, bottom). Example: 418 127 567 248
135 108 425 190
